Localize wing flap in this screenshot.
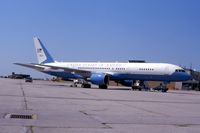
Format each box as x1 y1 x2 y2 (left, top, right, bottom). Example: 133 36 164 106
39 64 90 72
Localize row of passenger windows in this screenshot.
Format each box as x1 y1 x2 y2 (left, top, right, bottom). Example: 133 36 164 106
68 64 123 67
78 67 125 70
116 68 126 70
78 67 110 70
139 68 154 71
78 67 155 71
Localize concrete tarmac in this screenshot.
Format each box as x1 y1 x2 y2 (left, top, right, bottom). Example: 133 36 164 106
0 78 200 133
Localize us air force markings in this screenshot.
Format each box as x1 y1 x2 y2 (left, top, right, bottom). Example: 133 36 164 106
0 78 200 133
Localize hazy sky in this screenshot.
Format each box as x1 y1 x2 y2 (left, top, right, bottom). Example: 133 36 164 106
0 0 199 78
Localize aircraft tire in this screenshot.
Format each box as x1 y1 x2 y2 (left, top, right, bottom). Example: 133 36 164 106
161 88 168 93
99 85 108 89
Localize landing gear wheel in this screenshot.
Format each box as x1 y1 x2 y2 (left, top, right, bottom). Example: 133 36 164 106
70 84 77 87
99 85 108 89
161 88 168 93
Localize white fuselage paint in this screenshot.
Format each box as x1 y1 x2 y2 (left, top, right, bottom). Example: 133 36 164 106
45 62 181 76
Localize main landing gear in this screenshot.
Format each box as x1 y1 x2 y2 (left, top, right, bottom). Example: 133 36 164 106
81 83 91 88
131 80 145 91
153 83 168 92
99 84 108 89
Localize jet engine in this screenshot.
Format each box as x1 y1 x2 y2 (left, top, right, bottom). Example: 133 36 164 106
90 73 109 87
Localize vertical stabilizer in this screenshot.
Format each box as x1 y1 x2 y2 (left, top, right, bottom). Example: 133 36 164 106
33 37 54 64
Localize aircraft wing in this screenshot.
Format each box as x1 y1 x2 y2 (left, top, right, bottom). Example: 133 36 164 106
15 63 110 78
15 63 90 73
40 64 115 78
40 64 91 74
14 63 46 71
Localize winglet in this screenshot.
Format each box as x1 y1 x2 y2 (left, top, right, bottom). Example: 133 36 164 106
33 37 54 64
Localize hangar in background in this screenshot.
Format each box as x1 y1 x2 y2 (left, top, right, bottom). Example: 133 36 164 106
181 69 200 91
8 72 30 79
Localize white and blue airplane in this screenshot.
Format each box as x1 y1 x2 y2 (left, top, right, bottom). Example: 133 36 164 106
15 37 192 90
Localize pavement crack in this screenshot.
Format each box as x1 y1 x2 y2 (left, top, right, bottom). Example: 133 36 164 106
22 126 34 133
79 110 112 129
118 102 170 117
19 80 28 110
79 110 89 116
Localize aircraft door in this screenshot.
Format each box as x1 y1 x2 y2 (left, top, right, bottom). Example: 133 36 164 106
164 66 170 75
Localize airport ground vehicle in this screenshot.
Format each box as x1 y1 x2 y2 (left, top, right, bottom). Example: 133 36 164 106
25 77 33 83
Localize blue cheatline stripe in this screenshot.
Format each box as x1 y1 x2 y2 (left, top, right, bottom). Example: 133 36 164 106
111 72 191 82
42 71 191 82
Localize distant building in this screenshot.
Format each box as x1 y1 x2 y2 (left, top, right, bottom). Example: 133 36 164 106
128 60 146 63
8 72 30 79
181 69 200 91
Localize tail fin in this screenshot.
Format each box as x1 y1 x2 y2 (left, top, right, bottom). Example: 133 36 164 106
33 37 54 64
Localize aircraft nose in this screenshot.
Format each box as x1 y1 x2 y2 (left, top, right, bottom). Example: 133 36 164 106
184 72 193 81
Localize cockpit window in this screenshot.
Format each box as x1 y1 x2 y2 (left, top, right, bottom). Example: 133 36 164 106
175 69 185 72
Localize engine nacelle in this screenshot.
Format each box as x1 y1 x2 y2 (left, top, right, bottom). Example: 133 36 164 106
90 73 109 86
